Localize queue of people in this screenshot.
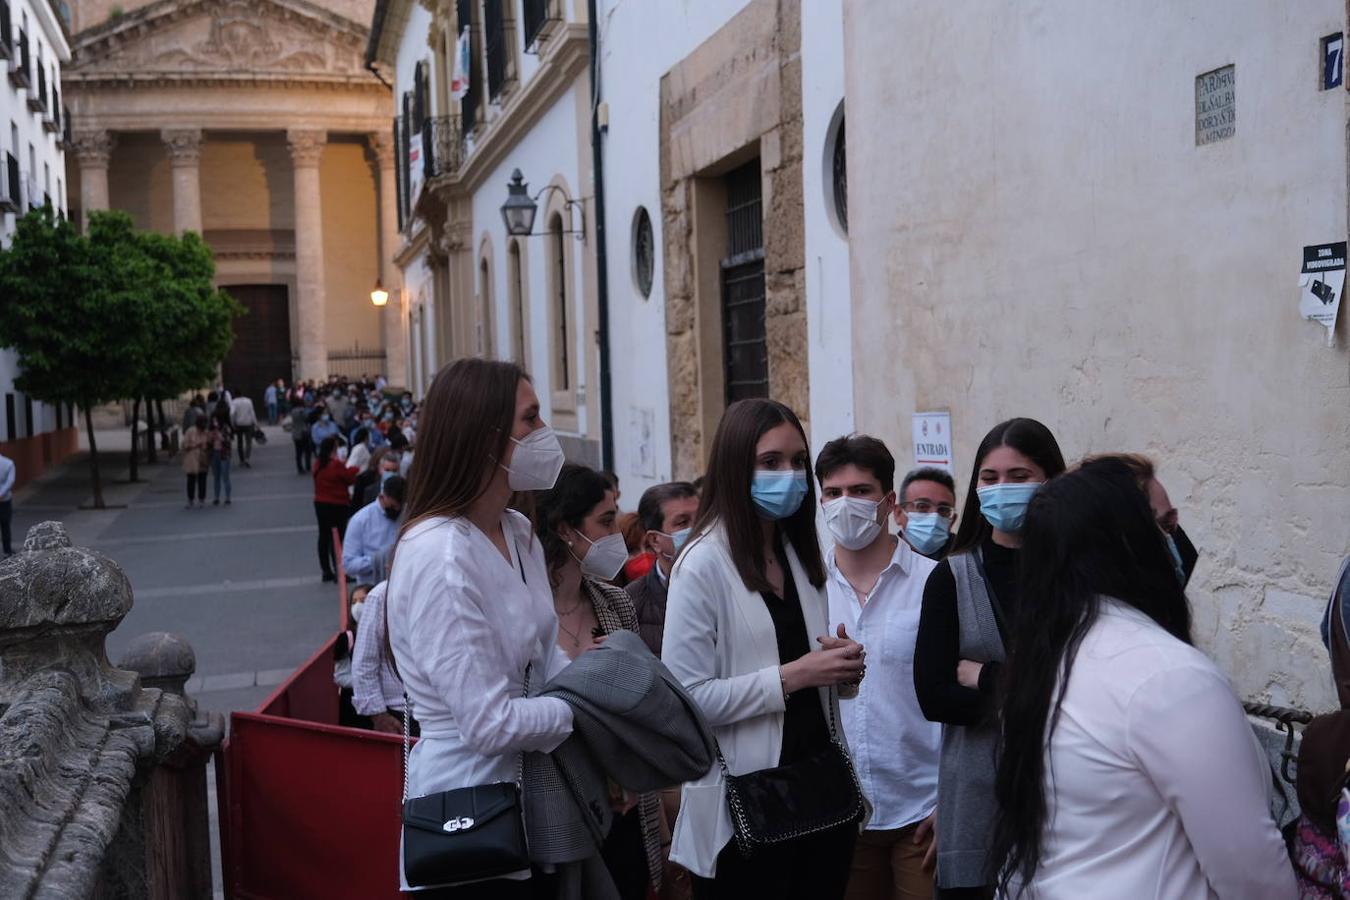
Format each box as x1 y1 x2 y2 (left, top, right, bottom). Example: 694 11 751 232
368 357 1330 900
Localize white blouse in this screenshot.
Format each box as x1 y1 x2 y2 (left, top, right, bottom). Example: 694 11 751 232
386 511 573 801
1018 600 1296 899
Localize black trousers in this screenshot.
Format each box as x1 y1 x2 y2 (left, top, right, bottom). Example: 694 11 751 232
186 472 206 501
602 806 649 900
411 871 556 899
691 821 858 900
314 501 350 577
236 427 253 463
294 438 312 473
0 499 12 553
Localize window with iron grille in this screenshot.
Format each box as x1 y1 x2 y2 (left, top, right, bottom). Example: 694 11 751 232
4 394 13 442
721 159 768 403
632 206 654 299
457 0 482 130
832 111 847 234
550 215 570 391
23 395 32 438
484 0 515 101
400 94 412 220
522 0 558 53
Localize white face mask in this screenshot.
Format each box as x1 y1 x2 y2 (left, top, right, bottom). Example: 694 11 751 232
574 531 628 581
502 426 565 491
823 495 884 551
350 601 365 623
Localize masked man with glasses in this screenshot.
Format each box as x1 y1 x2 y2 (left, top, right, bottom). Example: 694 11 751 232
893 467 959 560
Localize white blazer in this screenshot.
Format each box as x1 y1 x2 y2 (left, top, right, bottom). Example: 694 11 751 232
661 522 845 878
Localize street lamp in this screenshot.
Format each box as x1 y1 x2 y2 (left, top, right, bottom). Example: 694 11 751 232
370 280 389 308
499 168 585 242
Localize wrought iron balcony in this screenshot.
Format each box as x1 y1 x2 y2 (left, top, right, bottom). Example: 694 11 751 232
522 0 561 54
0 152 20 213
422 115 463 181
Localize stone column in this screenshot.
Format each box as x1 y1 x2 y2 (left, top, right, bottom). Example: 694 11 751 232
287 129 328 382
72 130 115 233
161 128 203 236
369 132 408 387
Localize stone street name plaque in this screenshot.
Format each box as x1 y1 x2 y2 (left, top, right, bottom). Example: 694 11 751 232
1196 65 1236 146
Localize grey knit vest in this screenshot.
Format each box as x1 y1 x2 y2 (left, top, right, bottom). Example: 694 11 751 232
935 551 1007 889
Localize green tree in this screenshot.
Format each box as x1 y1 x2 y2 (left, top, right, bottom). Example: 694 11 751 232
0 209 240 507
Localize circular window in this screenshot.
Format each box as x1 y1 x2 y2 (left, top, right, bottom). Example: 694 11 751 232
824 102 848 237
632 206 655 298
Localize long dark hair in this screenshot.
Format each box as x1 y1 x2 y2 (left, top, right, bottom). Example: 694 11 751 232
991 458 1193 894
316 435 337 468
690 398 825 591
400 358 527 535
950 417 1066 555
534 463 612 587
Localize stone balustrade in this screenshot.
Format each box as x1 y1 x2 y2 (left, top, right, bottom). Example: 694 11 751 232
0 521 222 899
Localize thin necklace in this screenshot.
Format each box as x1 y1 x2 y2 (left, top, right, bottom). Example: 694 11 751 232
557 617 584 647
555 593 584 616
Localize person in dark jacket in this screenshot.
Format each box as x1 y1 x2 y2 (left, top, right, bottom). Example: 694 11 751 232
913 418 1066 899
313 436 359 582
624 481 700 658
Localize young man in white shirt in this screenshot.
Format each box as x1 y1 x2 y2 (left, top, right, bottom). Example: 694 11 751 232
816 435 941 900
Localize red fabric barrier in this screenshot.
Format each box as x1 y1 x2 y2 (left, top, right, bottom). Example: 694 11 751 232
222 635 405 899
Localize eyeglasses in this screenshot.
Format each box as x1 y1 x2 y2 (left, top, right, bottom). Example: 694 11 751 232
901 500 956 519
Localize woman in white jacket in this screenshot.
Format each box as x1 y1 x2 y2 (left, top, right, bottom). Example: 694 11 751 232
662 398 866 899
990 458 1296 899
386 358 574 897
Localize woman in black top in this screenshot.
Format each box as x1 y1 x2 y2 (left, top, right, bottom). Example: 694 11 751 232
913 418 1065 899
663 398 865 900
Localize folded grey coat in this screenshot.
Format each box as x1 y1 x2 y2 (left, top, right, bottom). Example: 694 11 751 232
523 629 716 869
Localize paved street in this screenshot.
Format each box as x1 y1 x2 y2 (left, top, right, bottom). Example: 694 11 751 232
11 425 340 716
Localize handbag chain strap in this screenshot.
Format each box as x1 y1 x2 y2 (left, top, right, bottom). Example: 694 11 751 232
713 683 841 777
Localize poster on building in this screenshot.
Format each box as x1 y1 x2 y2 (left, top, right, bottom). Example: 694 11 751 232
407 131 423 204
912 411 953 473
1299 241 1346 346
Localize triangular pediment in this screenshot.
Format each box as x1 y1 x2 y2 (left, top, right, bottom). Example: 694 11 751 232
69 0 372 82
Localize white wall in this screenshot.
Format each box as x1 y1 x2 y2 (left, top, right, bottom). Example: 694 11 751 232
845 0 1349 709
470 82 587 434
597 0 753 497
800 0 854 462
1 0 70 441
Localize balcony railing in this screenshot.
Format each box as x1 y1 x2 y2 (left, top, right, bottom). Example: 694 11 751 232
0 152 20 213
8 30 29 89
422 115 462 181
522 0 561 54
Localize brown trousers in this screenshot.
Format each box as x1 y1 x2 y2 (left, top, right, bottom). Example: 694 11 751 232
843 822 934 900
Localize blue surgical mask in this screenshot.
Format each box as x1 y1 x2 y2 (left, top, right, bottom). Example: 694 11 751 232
751 470 809 520
976 482 1041 534
1164 532 1186 584
321 413 331 423
672 527 692 553
904 512 951 557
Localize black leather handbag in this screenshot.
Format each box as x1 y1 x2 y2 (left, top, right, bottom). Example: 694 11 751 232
399 668 532 889
720 688 864 854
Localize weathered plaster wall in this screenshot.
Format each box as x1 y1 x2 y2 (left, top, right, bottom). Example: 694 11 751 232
844 0 1349 708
